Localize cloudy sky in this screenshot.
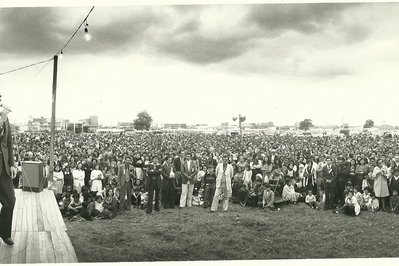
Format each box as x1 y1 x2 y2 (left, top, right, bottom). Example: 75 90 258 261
1 2 399 126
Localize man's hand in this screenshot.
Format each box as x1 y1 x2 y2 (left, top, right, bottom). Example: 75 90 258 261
10 166 18 179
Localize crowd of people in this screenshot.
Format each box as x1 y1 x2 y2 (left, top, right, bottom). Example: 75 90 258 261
10 131 399 220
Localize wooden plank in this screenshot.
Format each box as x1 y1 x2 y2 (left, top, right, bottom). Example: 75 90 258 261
32 193 39 232
27 193 34 232
17 229 28 263
10 231 21 264
39 191 50 232
51 231 64 263
15 189 23 232
36 192 44 232
60 231 78 262
38 231 48 263
0 233 7 263
47 191 61 232
26 232 40 263
45 231 56 263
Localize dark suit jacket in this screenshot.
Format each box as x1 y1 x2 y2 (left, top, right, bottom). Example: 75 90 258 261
161 162 175 180
0 118 15 177
322 164 337 183
173 157 184 172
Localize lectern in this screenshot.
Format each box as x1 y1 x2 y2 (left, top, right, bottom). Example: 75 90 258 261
22 161 45 192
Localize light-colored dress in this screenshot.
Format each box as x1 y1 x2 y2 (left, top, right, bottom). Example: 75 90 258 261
282 184 301 202
372 166 390 198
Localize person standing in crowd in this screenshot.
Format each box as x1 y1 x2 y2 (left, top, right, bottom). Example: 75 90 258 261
117 155 133 211
180 153 197 208
52 164 64 195
336 156 349 206
202 165 216 208
355 158 369 192
90 164 103 197
211 154 233 212
146 155 162 214
83 159 92 188
63 165 73 193
372 159 390 211
72 162 85 194
133 152 144 183
322 157 337 210
161 156 176 209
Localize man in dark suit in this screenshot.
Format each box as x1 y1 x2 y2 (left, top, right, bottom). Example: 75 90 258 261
117 155 134 211
0 100 17 246
161 156 175 209
146 155 162 214
322 157 337 211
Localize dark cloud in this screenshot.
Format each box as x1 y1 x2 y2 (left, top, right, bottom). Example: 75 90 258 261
0 7 67 57
0 6 163 57
343 24 372 43
155 33 252 64
247 3 353 35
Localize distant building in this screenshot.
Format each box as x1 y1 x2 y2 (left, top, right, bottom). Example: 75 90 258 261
79 115 98 132
28 117 69 131
163 123 187 129
118 122 135 130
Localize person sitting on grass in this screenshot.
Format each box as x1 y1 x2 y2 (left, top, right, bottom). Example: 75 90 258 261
361 187 372 211
131 187 142 208
80 194 94 221
353 187 363 206
262 184 275 210
282 178 301 205
60 192 72 217
68 193 82 217
369 192 379 212
305 190 318 209
249 174 264 207
389 189 399 214
342 190 360 216
92 195 105 219
102 188 118 219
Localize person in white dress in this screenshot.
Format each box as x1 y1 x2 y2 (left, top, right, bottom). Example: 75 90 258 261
90 164 103 197
72 162 85 194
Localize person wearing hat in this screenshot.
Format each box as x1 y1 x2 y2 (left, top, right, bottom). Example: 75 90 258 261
146 155 162 214
211 154 233 212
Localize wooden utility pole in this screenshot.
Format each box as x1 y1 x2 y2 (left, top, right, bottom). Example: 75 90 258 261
49 55 58 181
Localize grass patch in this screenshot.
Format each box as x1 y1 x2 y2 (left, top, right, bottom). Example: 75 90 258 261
65 203 399 261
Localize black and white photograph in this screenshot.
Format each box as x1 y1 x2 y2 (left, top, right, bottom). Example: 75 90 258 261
1 0 399 263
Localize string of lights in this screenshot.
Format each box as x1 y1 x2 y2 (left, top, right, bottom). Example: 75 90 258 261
0 6 95 77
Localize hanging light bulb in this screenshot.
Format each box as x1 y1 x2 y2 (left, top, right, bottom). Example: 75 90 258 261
59 51 64 59
84 21 92 41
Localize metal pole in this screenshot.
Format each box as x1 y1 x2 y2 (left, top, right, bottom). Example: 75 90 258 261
49 55 58 182
239 114 242 138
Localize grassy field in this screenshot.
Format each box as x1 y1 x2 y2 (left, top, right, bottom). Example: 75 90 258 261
65 203 399 262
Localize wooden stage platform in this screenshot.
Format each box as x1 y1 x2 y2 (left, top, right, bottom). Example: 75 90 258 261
0 189 78 263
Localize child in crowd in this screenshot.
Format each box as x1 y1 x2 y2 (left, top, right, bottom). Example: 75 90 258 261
249 174 263 208
195 165 206 192
131 187 142 208
343 190 360 216
361 187 371 211
192 188 201 206
282 178 301 205
353 187 363 206
102 188 118 219
92 195 104 219
68 193 82 217
140 191 149 210
262 184 275 210
60 192 72 217
369 192 379 212
305 190 318 209
390 189 399 214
